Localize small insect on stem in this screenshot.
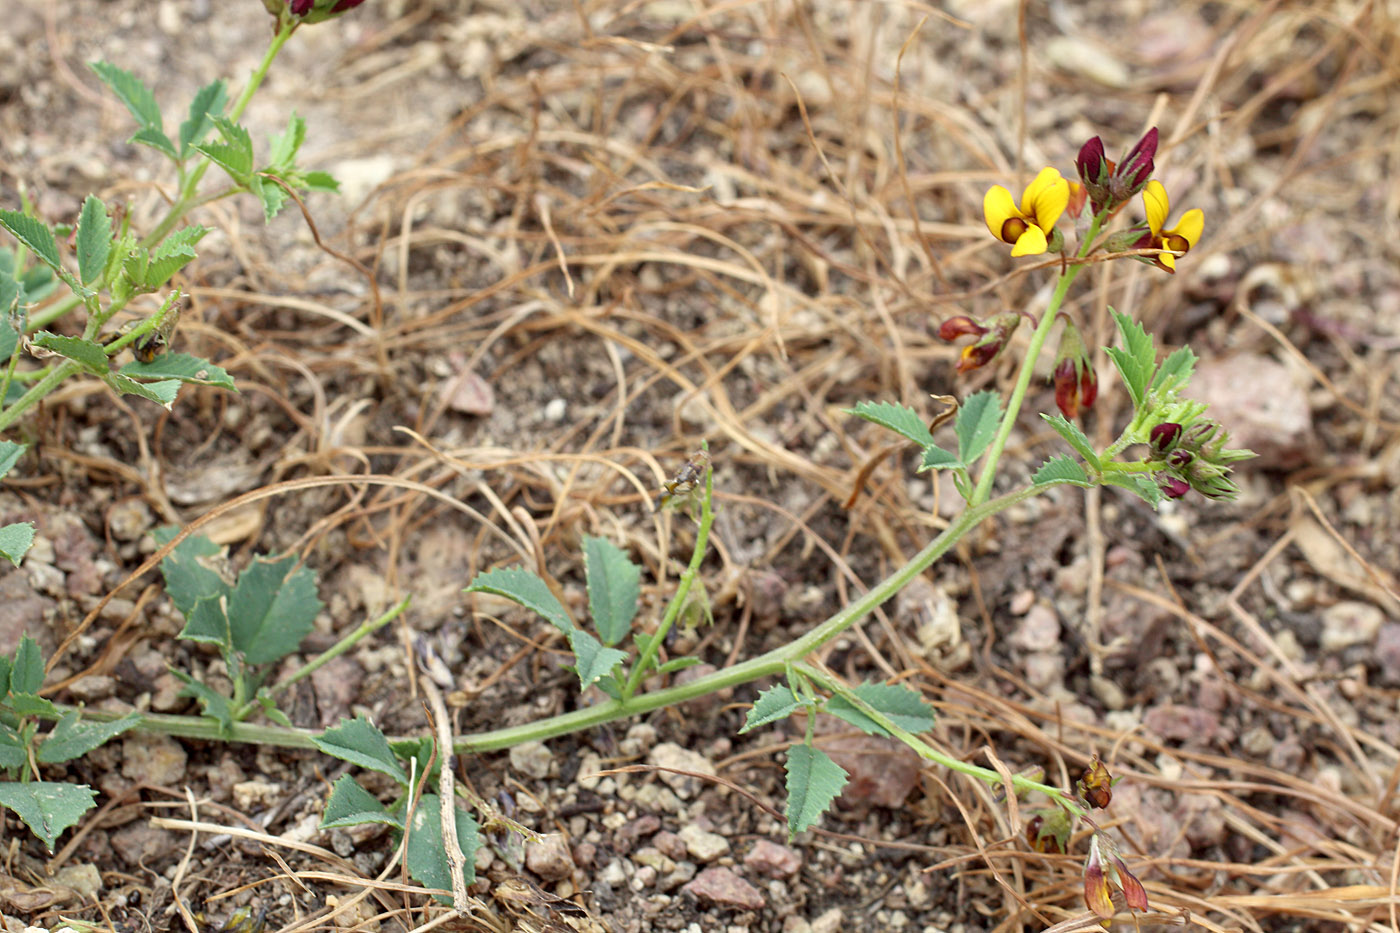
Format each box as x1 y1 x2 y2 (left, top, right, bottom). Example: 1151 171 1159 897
131 301 182 363
657 449 710 511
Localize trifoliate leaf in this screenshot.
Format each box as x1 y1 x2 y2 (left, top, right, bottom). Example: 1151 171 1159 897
227 553 322 666
826 682 935 737
1106 310 1155 408
566 629 627 690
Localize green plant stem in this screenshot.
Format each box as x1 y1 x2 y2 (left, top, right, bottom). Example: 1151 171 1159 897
969 216 1105 507
622 470 715 700
0 361 80 432
453 480 1054 754
792 660 1085 817
64 704 321 749
139 22 296 250
270 596 411 697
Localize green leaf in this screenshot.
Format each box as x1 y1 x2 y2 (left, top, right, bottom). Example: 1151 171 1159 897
1040 413 1102 471
142 224 206 288
75 196 111 285
0 723 26 770
0 211 62 273
785 745 847 837
405 794 481 905
565 629 627 690
7 694 58 718
171 669 234 733
655 656 703 676
32 333 108 373
955 390 1001 464
130 126 178 161
11 636 44 694
179 80 228 157
0 781 97 852
0 656 10 698
917 444 961 472
1151 345 1197 394
319 775 403 830
176 596 230 653
227 554 322 666
89 62 162 129
38 711 140 764
106 373 180 408
1105 310 1155 408
250 176 289 222
1103 473 1164 509
844 400 935 448
269 113 307 170
0 523 35 567
314 717 409 787
1032 456 1093 487
389 737 439 788
0 441 25 480
826 682 935 737
739 684 802 734
465 568 573 635
120 352 236 391
194 117 255 184
153 528 229 617
300 171 341 193
583 536 640 646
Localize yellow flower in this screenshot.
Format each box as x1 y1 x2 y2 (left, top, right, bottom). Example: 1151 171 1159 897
983 167 1069 257
1140 180 1204 272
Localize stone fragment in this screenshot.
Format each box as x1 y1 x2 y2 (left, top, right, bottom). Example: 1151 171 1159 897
1189 354 1313 468
743 839 801 878
1143 704 1221 745
682 866 765 911
678 823 729 862
111 824 176 867
648 742 716 799
823 734 921 808
1319 600 1384 652
525 833 575 881
120 734 187 785
509 740 553 779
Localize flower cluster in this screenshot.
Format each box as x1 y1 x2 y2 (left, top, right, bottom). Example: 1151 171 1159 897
264 0 367 23
938 312 1023 373
1148 419 1254 500
1074 129 1157 217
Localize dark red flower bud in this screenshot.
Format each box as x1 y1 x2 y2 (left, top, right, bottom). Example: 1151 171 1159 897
289 0 315 13
938 316 987 342
956 340 1002 373
1054 359 1082 419
1117 127 1158 194
1075 137 1108 186
1078 363 1098 411
330 0 366 10
1160 476 1190 499
1168 449 1193 468
1149 422 1181 454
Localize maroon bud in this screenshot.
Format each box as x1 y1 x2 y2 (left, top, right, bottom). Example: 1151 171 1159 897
938 316 987 342
1149 422 1181 454
956 340 1002 373
1078 364 1098 411
289 0 315 13
1054 359 1081 419
1118 128 1157 188
330 0 367 10
1075 137 1108 185
1168 449 1193 468
1160 476 1191 499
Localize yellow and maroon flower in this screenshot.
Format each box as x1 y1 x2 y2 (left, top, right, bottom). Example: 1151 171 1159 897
1084 833 1149 919
983 167 1070 257
1134 180 1203 273
1076 755 1113 809
939 312 1022 373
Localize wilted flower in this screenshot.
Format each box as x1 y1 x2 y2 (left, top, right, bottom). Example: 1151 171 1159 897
939 312 1022 373
1084 833 1149 919
1051 318 1097 419
983 167 1070 257
1077 755 1113 809
1133 180 1204 273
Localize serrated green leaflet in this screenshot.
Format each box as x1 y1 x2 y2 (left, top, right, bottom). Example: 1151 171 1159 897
130 126 178 160
154 529 229 617
33 333 109 373
566 629 627 690
227 553 322 666
171 669 234 734
180 80 228 157
0 441 25 480
7 694 58 718
320 775 402 830
76 196 111 285
1106 310 1155 408
405 794 481 905
106 373 180 408
301 170 340 192
0 781 97 852
0 523 34 567
785 745 847 837
465 567 574 635
89 62 162 129
0 724 26 770
269 113 307 169
918 444 961 471
1040 413 1101 471
1032 456 1092 487
583 536 640 646
1103 472 1164 508
0 211 62 273
143 225 206 287
37 711 141 764
1151 345 1197 394
955 390 1001 464
252 177 289 222
10 636 44 694
826 682 935 737
740 684 803 733
844 400 936 448
314 717 409 786
120 353 236 391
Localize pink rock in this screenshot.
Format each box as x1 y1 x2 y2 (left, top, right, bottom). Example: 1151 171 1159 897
1143 704 1221 745
1189 355 1314 468
1377 623 1400 684
823 734 921 808
682 867 765 911
744 839 801 878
